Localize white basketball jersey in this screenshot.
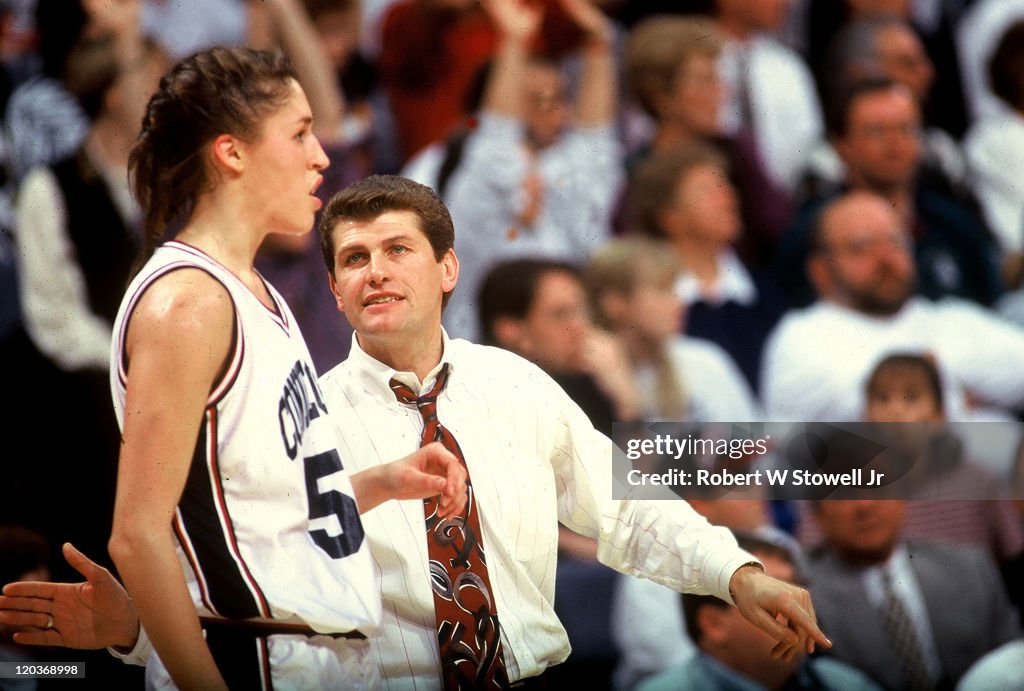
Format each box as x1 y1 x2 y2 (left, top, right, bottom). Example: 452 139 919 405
110 241 380 634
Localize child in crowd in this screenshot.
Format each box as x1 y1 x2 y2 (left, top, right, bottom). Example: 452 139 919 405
796 352 1024 612
584 236 760 424
862 354 1022 584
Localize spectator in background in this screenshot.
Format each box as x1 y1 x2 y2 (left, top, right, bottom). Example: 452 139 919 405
709 0 823 193
585 236 760 424
777 78 1004 308
478 257 638 435
802 15 969 207
0 1 30 493
301 0 381 173
140 0 268 62
806 498 1022 690
13 33 165 579
762 190 1024 424
956 0 1024 124
804 0 970 140
622 14 793 267
637 532 880 691
863 354 1024 605
398 55 491 197
4 0 145 181
965 20 1024 292
443 0 621 341
375 0 590 165
627 143 787 394
376 0 501 164
794 352 1024 615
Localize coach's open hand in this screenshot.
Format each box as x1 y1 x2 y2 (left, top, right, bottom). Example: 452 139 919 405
728 563 832 660
0 542 139 650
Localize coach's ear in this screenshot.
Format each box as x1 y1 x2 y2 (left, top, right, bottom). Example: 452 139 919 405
329 274 346 314
441 248 459 294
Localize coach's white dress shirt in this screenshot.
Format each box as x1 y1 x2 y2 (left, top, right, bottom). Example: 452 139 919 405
318 331 757 689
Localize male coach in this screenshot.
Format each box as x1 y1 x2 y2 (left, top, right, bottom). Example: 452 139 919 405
0 176 829 689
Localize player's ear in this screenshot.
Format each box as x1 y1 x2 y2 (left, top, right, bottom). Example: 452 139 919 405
209 133 245 175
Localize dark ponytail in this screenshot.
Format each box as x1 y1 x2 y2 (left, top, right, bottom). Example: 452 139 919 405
128 47 298 275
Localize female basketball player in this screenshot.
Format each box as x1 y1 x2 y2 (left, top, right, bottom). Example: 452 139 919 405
105 46 464 690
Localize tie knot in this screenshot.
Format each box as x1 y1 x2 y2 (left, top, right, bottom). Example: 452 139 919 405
390 363 450 408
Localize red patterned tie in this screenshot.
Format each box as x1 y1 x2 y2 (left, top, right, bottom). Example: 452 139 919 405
390 364 509 690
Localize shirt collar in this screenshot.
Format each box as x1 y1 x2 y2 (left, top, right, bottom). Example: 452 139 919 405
346 328 455 399
674 250 757 306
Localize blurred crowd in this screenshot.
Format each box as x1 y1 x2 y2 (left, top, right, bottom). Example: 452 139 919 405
1 0 1023 689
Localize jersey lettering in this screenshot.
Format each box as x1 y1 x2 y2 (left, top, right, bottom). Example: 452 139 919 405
278 360 330 459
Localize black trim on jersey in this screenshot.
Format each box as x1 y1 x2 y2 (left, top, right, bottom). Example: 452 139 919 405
176 414 268 619
204 624 273 690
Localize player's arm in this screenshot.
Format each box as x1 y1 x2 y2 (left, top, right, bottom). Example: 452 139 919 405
107 269 233 691
350 441 467 516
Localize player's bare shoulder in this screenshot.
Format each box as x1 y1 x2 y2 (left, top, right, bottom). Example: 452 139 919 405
125 267 234 368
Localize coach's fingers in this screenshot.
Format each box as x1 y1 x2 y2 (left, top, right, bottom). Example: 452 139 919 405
1 580 56 600
62 542 111 584
775 591 831 652
419 442 468 513
12 629 65 647
0 595 51 618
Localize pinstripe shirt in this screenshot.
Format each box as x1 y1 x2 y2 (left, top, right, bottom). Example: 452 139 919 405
319 330 757 689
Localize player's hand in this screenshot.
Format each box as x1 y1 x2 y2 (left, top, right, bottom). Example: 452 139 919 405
384 442 468 519
0 543 140 650
728 564 832 661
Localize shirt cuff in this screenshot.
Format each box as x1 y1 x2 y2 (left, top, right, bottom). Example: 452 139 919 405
107 626 151 667
708 550 764 606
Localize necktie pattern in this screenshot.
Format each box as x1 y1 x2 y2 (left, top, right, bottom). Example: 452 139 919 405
881 571 934 691
390 364 509 690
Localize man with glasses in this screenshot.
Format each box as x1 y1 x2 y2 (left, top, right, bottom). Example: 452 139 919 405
780 77 1003 308
762 189 1024 423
